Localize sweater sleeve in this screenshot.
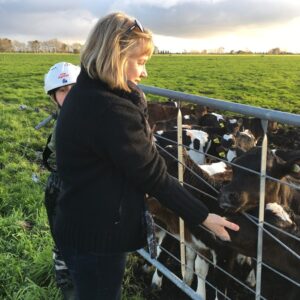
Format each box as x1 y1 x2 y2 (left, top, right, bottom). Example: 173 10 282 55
46 121 58 171
100 101 209 225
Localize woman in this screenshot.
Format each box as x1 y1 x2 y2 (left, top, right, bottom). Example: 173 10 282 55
55 12 239 300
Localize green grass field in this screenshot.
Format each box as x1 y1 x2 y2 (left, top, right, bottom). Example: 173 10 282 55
0 53 299 299
143 54 300 113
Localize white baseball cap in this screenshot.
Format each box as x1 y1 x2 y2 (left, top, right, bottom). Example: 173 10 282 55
44 62 80 94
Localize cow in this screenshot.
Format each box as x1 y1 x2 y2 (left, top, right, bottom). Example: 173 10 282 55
146 145 256 299
155 129 210 165
219 147 300 214
225 203 300 299
147 196 257 300
148 100 207 129
154 127 243 166
269 126 300 150
148 145 300 299
217 146 300 298
218 130 257 162
198 113 242 136
236 117 278 144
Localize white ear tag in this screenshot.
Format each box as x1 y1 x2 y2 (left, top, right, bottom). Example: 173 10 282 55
292 164 300 173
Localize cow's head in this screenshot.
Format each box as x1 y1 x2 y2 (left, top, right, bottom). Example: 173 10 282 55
219 147 300 212
235 130 256 151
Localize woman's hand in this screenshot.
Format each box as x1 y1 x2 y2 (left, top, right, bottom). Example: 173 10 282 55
202 213 239 241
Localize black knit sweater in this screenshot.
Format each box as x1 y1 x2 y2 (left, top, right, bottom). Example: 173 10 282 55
54 69 209 253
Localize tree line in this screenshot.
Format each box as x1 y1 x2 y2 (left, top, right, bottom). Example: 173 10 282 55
0 38 295 55
0 38 82 53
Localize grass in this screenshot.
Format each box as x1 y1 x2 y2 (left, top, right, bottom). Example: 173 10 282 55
0 53 299 299
143 54 300 113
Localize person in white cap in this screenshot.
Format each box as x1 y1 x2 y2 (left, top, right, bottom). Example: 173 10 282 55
43 62 80 300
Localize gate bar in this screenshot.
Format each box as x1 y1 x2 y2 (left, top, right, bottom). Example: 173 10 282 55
139 85 300 127
137 249 203 300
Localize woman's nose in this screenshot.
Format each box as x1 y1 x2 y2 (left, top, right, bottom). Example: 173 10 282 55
141 66 147 78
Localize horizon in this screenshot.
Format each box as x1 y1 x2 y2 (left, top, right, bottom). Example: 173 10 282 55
1 36 298 54
1 0 300 53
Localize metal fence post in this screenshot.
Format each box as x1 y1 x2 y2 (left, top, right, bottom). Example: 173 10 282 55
255 119 268 300
177 102 186 279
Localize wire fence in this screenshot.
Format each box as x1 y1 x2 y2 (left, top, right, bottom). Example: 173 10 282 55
137 85 300 300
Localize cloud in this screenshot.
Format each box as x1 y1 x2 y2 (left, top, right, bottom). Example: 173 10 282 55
0 0 299 43
0 0 104 42
0 12 95 43
0 2 85 42
110 0 300 38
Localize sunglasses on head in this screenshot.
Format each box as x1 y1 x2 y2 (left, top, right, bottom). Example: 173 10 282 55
125 19 144 34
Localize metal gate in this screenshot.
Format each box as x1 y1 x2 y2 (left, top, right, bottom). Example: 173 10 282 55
137 84 300 300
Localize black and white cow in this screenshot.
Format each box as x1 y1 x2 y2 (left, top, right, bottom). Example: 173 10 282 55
226 203 300 299
155 129 210 165
146 145 256 299
219 147 300 214
218 129 257 162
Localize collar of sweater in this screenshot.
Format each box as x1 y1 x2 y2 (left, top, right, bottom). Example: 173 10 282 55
78 67 148 118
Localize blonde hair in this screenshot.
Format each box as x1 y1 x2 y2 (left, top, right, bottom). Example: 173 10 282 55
81 12 154 92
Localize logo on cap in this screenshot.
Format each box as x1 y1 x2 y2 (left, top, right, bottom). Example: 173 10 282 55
58 72 69 79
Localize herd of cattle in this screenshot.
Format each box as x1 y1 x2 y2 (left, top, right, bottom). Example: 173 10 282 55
142 100 300 300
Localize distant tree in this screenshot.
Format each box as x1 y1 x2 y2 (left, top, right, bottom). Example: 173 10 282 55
236 49 253 54
71 43 82 54
59 42 68 53
217 47 224 54
12 40 26 52
39 40 52 52
44 39 63 52
0 37 82 53
0 38 13 52
280 49 289 54
28 40 41 52
268 47 281 55
159 50 170 54
153 46 159 54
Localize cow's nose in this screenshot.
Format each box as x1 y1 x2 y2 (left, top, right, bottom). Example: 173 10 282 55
219 190 240 210
228 191 240 204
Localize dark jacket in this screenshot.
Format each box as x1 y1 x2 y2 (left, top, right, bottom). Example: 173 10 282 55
54 69 209 253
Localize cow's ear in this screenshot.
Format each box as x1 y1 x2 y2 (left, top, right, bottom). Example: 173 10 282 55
237 118 243 126
275 159 300 180
270 156 294 179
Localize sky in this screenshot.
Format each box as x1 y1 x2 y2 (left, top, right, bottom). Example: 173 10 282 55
1 0 300 53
